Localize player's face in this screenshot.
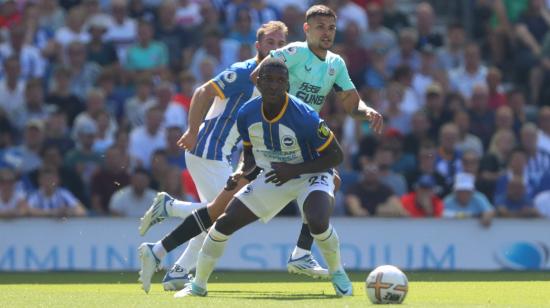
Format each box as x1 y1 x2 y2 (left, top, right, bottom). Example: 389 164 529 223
304 16 336 50
257 30 287 60
257 67 288 102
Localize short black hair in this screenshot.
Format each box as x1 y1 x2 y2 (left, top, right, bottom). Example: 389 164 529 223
305 5 337 22
259 57 288 77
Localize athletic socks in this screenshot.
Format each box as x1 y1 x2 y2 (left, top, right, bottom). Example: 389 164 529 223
311 225 344 273
173 232 207 271
292 223 314 258
152 241 167 260
161 207 213 252
193 224 229 289
168 200 208 219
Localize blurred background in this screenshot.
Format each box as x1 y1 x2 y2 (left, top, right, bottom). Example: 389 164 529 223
0 0 549 272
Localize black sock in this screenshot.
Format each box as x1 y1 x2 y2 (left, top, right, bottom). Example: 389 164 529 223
161 207 213 252
296 223 314 251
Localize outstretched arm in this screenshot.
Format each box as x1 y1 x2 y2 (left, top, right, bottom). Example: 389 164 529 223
336 89 384 134
177 82 218 150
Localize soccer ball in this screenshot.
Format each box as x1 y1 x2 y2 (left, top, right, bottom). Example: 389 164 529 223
365 265 408 304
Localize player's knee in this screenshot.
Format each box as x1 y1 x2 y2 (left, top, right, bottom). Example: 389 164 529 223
303 191 332 234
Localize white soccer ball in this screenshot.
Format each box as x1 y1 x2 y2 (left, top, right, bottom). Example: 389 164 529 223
365 265 408 304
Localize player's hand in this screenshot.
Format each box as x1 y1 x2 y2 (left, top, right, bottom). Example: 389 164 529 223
265 162 297 186
177 130 198 151
225 170 244 191
364 106 384 134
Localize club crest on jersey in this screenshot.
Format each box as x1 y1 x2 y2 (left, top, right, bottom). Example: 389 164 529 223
281 135 296 148
223 71 237 83
318 121 331 138
286 46 297 55
328 67 335 76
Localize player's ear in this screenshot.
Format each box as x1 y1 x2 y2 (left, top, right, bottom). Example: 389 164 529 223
303 22 309 34
255 41 259 52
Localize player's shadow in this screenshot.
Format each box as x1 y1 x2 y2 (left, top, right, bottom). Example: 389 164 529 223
211 290 340 300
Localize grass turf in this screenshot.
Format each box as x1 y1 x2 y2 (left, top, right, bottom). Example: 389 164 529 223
1 271 550 307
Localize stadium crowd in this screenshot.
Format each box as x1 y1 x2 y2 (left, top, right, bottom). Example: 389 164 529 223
0 0 550 222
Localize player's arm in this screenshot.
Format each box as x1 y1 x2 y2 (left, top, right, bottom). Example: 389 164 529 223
337 89 384 134
177 82 218 150
265 135 343 186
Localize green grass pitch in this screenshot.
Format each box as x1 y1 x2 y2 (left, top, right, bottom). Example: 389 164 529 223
1 271 550 307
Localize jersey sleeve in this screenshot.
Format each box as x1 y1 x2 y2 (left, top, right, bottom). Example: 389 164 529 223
303 109 334 152
209 66 247 99
269 43 307 70
333 57 356 92
236 105 251 147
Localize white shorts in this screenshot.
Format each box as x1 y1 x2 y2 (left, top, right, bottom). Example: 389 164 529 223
185 152 233 202
235 171 335 223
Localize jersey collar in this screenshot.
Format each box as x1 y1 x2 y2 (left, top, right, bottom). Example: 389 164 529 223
262 93 289 124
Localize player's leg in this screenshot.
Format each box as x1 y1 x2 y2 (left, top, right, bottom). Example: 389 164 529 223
287 172 341 279
298 173 352 296
174 197 259 297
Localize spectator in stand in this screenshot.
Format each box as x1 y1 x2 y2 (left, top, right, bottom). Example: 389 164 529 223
534 190 550 217
364 46 389 90
0 168 28 218
129 105 166 169
506 88 528 132
65 41 101 100
345 156 407 217
18 79 53 131
380 128 416 174
149 148 169 190
43 110 75 154
160 167 186 200
478 129 517 201
336 22 368 87
189 27 239 81
175 0 203 29
64 118 102 190
537 106 550 153
542 29 550 104
403 110 431 156
109 167 157 217
401 174 444 217
382 82 411 135
468 84 495 148
105 0 138 61
6 119 44 174
165 126 186 170
412 43 438 103
154 0 197 72
486 67 507 110
494 105 515 133
248 0 280 30
494 148 534 200
45 66 84 126
124 74 155 128
361 2 396 51
449 42 488 99
86 14 119 68
125 19 168 77
514 0 550 105
374 146 408 196
154 81 187 130
0 23 46 80
392 65 421 114
453 110 483 157
90 146 130 215
54 6 90 48
495 177 541 217
334 0 368 34
0 56 25 121
0 0 21 30
386 28 421 73
520 123 550 194
415 2 443 49
172 70 196 112
424 83 452 139
437 22 466 71
37 0 66 33
280 5 304 42
92 109 116 153
29 143 87 208
382 0 410 33
73 88 118 141
405 142 448 197
27 167 86 217
443 172 495 227
435 123 463 188
228 7 257 45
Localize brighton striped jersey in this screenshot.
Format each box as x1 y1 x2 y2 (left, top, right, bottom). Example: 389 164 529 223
192 57 259 162
270 41 355 112
28 188 80 211
236 94 334 171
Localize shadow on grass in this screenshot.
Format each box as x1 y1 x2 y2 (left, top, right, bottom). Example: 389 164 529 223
209 290 340 301
1 271 550 284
